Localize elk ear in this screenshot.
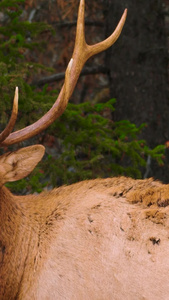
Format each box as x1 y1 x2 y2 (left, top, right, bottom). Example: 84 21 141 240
0 145 45 184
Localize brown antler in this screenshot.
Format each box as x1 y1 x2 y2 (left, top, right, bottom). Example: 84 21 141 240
1 0 127 146
0 87 18 144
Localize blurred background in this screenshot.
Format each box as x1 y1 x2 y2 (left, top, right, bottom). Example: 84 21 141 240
0 0 168 193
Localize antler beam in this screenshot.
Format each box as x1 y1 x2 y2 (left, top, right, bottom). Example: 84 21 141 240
1 0 127 146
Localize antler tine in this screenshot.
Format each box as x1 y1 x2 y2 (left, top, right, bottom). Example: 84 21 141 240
72 1 127 64
87 8 127 58
0 87 18 144
1 0 127 146
75 0 85 48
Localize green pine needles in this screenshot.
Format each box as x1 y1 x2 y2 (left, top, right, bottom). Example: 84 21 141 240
41 99 165 188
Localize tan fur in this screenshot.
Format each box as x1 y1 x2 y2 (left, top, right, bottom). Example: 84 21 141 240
1 148 169 300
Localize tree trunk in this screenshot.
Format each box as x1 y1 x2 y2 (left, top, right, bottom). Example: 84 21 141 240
104 0 169 182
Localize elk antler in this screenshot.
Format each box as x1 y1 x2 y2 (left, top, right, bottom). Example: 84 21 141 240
0 87 18 144
1 0 127 146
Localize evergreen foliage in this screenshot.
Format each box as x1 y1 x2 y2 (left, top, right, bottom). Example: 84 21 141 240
0 0 53 130
41 98 165 188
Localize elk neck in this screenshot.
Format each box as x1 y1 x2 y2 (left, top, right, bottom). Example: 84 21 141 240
0 184 74 299
0 186 43 299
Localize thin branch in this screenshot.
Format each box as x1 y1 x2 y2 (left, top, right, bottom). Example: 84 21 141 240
32 65 107 87
52 20 103 28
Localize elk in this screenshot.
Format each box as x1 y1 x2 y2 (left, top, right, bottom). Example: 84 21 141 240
0 1 169 300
